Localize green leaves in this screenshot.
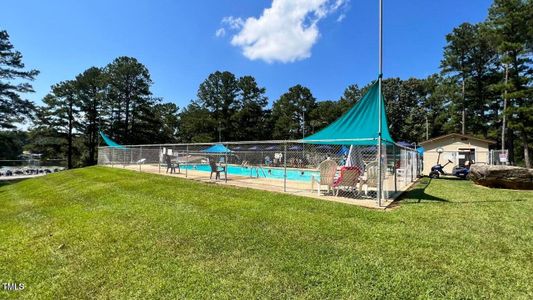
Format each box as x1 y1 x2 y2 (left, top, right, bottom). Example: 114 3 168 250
0 30 39 129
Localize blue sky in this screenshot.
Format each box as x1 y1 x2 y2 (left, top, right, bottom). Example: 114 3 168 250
2 0 492 108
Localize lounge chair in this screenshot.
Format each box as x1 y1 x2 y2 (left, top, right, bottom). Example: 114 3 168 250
332 166 362 196
362 161 379 196
209 159 226 180
311 159 338 195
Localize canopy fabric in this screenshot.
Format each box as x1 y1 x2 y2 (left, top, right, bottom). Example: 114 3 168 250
202 144 231 153
303 82 394 145
99 131 125 149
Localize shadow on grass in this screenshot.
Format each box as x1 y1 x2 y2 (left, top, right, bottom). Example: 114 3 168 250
0 178 26 189
398 177 448 203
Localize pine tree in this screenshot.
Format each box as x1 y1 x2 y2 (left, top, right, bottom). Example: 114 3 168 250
0 30 39 128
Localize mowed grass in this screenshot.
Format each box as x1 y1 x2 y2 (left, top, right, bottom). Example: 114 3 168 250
0 167 532 299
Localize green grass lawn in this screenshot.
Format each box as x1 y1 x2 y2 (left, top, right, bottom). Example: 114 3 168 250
1 167 532 299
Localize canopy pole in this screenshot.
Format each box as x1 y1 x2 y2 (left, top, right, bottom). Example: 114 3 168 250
377 0 383 207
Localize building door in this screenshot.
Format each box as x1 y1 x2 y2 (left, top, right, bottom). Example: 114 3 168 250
457 148 475 167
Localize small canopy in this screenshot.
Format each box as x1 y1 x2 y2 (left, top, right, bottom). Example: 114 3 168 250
316 145 334 150
265 145 280 151
99 131 125 149
397 141 414 148
303 82 394 145
288 145 303 151
248 146 260 151
202 144 231 153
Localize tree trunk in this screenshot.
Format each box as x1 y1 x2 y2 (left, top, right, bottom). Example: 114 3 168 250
523 132 531 169
68 101 73 169
461 79 466 135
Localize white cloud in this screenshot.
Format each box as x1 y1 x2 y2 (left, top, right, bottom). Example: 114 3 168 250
222 16 244 30
215 28 226 37
221 0 347 63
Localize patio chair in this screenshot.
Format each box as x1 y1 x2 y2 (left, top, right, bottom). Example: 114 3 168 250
209 159 226 180
164 154 179 174
362 161 379 196
332 166 362 196
311 159 338 195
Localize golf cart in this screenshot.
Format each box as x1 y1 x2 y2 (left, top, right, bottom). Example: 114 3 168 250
429 148 470 179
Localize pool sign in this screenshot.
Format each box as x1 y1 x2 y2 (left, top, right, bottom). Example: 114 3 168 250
499 153 508 163
274 153 283 159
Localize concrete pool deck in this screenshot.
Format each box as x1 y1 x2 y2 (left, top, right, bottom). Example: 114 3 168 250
105 164 417 209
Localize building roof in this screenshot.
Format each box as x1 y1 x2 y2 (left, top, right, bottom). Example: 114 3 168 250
419 133 496 146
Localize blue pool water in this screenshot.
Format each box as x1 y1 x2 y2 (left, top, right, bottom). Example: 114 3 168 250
180 164 318 182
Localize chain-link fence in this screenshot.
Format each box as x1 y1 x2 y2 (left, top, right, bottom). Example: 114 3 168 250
489 150 509 165
97 139 420 206
0 159 67 177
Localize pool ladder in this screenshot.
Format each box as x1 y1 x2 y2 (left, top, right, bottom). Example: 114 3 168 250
250 166 267 178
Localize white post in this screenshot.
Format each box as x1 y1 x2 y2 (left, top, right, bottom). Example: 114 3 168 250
283 143 287 192
502 64 508 151
377 0 384 207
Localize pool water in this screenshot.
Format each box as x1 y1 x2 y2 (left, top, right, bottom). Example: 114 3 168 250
180 164 318 182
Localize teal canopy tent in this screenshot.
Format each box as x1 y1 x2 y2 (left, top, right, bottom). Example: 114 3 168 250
303 82 394 145
99 131 126 149
201 144 231 153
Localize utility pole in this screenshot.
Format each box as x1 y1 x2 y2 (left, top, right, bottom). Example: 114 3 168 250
461 78 466 135
502 64 508 151
425 115 429 140
302 107 306 139
218 120 222 143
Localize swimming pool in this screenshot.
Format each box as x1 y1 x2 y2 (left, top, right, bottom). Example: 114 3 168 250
180 164 318 182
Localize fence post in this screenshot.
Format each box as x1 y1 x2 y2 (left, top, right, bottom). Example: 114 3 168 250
377 139 383 207
225 144 228 183
111 148 114 168
283 142 287 192
392 144 394 193
139 146 143 172
158 145 161 173
185 145 189 178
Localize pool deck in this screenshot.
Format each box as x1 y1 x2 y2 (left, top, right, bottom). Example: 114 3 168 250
106 163 417 209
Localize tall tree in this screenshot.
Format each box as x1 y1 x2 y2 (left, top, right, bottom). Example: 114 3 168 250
338 84 362 114
487 0 533 167
105 56 152 144
441 23 477 135
231 76 268 141
40 81 80 168
196 71 240 141
74 67 106 165
271 85 316 140
0 30 39 129
177 101 217 143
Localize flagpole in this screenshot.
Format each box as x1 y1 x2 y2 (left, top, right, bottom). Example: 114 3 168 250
377 0 383 207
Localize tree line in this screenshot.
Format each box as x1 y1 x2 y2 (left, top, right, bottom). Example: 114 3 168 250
0 0 531 167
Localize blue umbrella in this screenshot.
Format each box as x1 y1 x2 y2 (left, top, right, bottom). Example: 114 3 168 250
288 145 303 151
232 146 242 150
248 145 260 150
201 144 231 153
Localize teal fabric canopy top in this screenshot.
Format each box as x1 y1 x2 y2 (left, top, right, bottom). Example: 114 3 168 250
99 131 125 149
303 82 394 145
